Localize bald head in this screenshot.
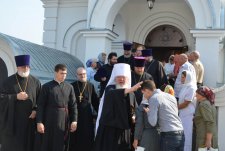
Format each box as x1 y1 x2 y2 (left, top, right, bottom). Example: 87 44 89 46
179 54 188 65
76 67 87 82
191 51 200 61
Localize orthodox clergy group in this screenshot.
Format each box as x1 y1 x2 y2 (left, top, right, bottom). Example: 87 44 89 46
0 41 218 151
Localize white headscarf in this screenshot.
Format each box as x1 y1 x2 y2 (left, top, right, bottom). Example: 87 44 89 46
95 63 131 134
180 70 197 89
179 70 197 105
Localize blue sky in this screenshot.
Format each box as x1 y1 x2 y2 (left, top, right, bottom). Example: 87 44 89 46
0 0 44 44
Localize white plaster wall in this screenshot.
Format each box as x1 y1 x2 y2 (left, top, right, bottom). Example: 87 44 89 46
81 30 118 65
56 5 88 52
113 14 126 42
197 37 220 87
63 20 87 55
42 0 88 53
90 0 127 29
185 0 211 28
71 33 86 64
43 4 59 48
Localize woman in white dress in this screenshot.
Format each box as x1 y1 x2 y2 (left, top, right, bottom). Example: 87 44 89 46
178 70 197 151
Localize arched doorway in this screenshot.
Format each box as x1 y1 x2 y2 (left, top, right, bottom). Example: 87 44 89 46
144 25 188 61
0 57 8 86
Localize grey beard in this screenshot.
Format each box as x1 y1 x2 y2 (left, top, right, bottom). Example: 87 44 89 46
18 70 30 77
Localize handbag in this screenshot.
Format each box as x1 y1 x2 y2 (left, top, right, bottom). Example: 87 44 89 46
198 147 218 151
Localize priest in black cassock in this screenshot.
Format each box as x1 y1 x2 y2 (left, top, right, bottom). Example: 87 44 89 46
117 42 134 70
69 67 99 151
36 64 77 151
0 55 41 151
131 57 153 105
142 49 168 88
93 63 141 151
94 52 117 97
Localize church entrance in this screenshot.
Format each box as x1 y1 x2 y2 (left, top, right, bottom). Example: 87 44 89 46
0 57 8 86
144 25 188 62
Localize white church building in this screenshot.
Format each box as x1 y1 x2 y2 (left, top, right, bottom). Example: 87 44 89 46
42 0 225 149
43 0 225 149
1 0 225 150
41 0 225 88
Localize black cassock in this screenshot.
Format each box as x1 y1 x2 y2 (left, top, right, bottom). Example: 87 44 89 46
69 81 99 151
144 59 168 88
94 64 114 97
117 55 134 70
93 85 136 151
36 80 77 151
0 73 41 151
131 71 153 105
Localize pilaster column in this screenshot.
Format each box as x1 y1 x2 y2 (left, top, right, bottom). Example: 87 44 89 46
190 29 225 87
81 29 118 64
42 0 59 49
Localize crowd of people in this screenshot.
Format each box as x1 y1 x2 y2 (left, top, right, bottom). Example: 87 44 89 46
0 42 218 151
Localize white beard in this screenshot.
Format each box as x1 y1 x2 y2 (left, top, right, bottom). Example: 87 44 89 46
116 84 128 89
18 70 30 77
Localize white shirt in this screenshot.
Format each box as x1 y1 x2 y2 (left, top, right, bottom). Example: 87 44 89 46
164 63 175 75
178 70 197 117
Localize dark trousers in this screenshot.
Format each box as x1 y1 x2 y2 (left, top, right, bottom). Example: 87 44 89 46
160 131 185 151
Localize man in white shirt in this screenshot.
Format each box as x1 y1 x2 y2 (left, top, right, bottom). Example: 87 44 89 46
164 55 175 87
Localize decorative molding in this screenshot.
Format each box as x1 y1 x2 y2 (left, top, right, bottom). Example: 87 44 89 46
42 0 59 8
59 1 88 7
190 29 225 37
132 11 194 48
63 20 86 45
80 29 118 41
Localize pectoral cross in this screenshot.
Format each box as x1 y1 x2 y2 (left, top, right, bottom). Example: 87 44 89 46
79 93 83 102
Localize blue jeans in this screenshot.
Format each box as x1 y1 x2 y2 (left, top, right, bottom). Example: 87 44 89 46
160 132 185 151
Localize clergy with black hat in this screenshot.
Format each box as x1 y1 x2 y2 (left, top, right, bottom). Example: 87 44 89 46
117 41 135 70
131 57 153 105
142 49 168 89
0 55 41 151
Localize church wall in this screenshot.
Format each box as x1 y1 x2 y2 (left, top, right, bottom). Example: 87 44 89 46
56 6 88 53
71 33 86 64
112 0 195 51
43 1 88 56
